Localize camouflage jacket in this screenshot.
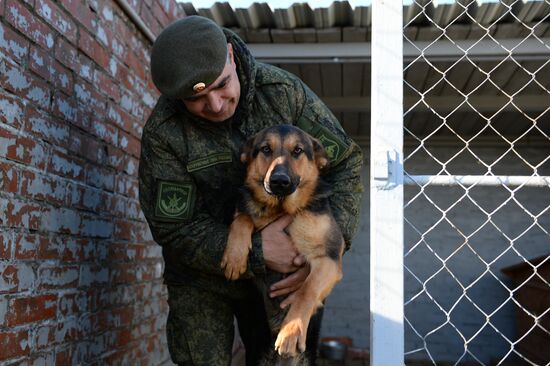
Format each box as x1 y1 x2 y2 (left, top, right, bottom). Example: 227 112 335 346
138 30 363 294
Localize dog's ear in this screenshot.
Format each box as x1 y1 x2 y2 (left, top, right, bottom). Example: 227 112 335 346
240 136 255 164
312 137 329 170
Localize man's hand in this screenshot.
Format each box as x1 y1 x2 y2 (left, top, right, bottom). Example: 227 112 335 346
261 215 300 273
269 258 310 306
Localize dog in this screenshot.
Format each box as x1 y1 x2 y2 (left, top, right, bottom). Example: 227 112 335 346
220 125 344 361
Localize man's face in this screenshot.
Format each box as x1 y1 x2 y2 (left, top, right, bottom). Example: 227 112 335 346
182 43 241 122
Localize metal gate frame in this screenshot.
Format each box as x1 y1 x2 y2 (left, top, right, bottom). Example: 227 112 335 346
370 1 549 365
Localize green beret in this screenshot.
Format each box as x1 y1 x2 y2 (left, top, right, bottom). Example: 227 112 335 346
150 16 228 99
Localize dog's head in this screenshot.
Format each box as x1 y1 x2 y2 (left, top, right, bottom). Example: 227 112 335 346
241 125 328 206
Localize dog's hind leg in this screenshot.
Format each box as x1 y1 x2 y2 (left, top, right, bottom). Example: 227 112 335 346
221 213 255 280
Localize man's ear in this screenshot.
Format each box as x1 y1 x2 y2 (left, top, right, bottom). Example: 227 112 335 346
312 137 329 170
227 43 235 66
240 136 255 164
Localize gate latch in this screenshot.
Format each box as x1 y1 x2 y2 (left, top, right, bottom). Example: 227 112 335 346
373 150 401 190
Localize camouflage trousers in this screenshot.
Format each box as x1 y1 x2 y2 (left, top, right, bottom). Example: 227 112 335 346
166 281 323 366
166 282 272 366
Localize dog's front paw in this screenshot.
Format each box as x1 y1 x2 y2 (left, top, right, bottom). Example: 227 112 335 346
220 242 249 280
274 318 306 357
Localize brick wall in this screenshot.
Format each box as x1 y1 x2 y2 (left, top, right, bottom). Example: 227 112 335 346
0 1 183 364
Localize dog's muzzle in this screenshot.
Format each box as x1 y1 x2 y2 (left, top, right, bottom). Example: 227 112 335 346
266 165 297 197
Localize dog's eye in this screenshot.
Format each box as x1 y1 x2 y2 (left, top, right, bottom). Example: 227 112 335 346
293 147 303 156
261 146 271 154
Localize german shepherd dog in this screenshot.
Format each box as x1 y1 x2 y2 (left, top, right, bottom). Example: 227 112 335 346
220 125 344 362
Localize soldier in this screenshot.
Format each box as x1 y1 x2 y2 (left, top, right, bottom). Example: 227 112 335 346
138 16 363 366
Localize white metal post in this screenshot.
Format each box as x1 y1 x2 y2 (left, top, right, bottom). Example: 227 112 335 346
370 0 404 366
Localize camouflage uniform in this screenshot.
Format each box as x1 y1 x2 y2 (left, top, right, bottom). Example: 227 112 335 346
139 29 363 365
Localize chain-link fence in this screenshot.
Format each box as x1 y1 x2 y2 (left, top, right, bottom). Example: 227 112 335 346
402 0 550 365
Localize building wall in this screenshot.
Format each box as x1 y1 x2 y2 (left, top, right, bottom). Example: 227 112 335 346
0 1 183 364
321 145 549 364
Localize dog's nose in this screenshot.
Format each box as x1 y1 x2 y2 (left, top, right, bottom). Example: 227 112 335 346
269 165 295 196
270 172 291 190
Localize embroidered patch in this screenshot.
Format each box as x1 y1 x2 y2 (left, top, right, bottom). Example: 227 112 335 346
297 118 350 165
186 152 232 172
317 133 341 162
155 181 195 221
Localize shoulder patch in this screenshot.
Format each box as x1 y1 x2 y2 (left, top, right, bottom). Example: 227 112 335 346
155 181 196 221
297 118 351 166
186 152 232 172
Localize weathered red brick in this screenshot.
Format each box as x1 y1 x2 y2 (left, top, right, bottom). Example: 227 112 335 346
74 78 107 112
0 330 30 360
59 0 97 34
70 130 107 164
95 19 113 49
35 234 58 260
56 317 79 344
109 57 130 85
29 45 73 94
109 35 127 60
24 107 71 147
72 184 109 213
55 348 73 366
89 119 117 147
0 58 51 110
125 156 139 176
109 243 145 262
0 22 29 63
14 233 38 260
124 50 147 83
54 37 78 70
20 169 68 205
109 193 126 218
113 219 132 241
0 263 35 293
106 145 126 171
40 206 81 235
5 0 56 49
6 134 49 170
78 30 109 70
112 8 132 42
151 1 171 28
79 264 109 287
79 215 114 238
34 323 57 350
118 131 141 159
0 232 13 260
38 265 79 289
85 164 115 191
2 198 42 230
0 92 26 129
0 125 17 160
115 174 139 200
35 0 78 44
6 294 57 326
94 69 121 103
29 352 56 366
0 161 19 193
48 148 86 181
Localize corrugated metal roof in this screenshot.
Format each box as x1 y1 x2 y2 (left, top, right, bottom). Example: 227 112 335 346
179 1 550 141
181 1 550 39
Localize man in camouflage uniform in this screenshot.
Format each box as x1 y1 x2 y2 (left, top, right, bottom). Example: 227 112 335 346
139 16 363 366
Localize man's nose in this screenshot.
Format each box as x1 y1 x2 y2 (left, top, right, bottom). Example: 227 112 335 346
206 93 223 113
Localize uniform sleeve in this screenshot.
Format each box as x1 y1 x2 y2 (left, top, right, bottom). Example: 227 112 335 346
138 126 266 278
294 82 364 250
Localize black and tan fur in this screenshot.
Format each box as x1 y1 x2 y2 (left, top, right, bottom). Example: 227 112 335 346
221 125 344 360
